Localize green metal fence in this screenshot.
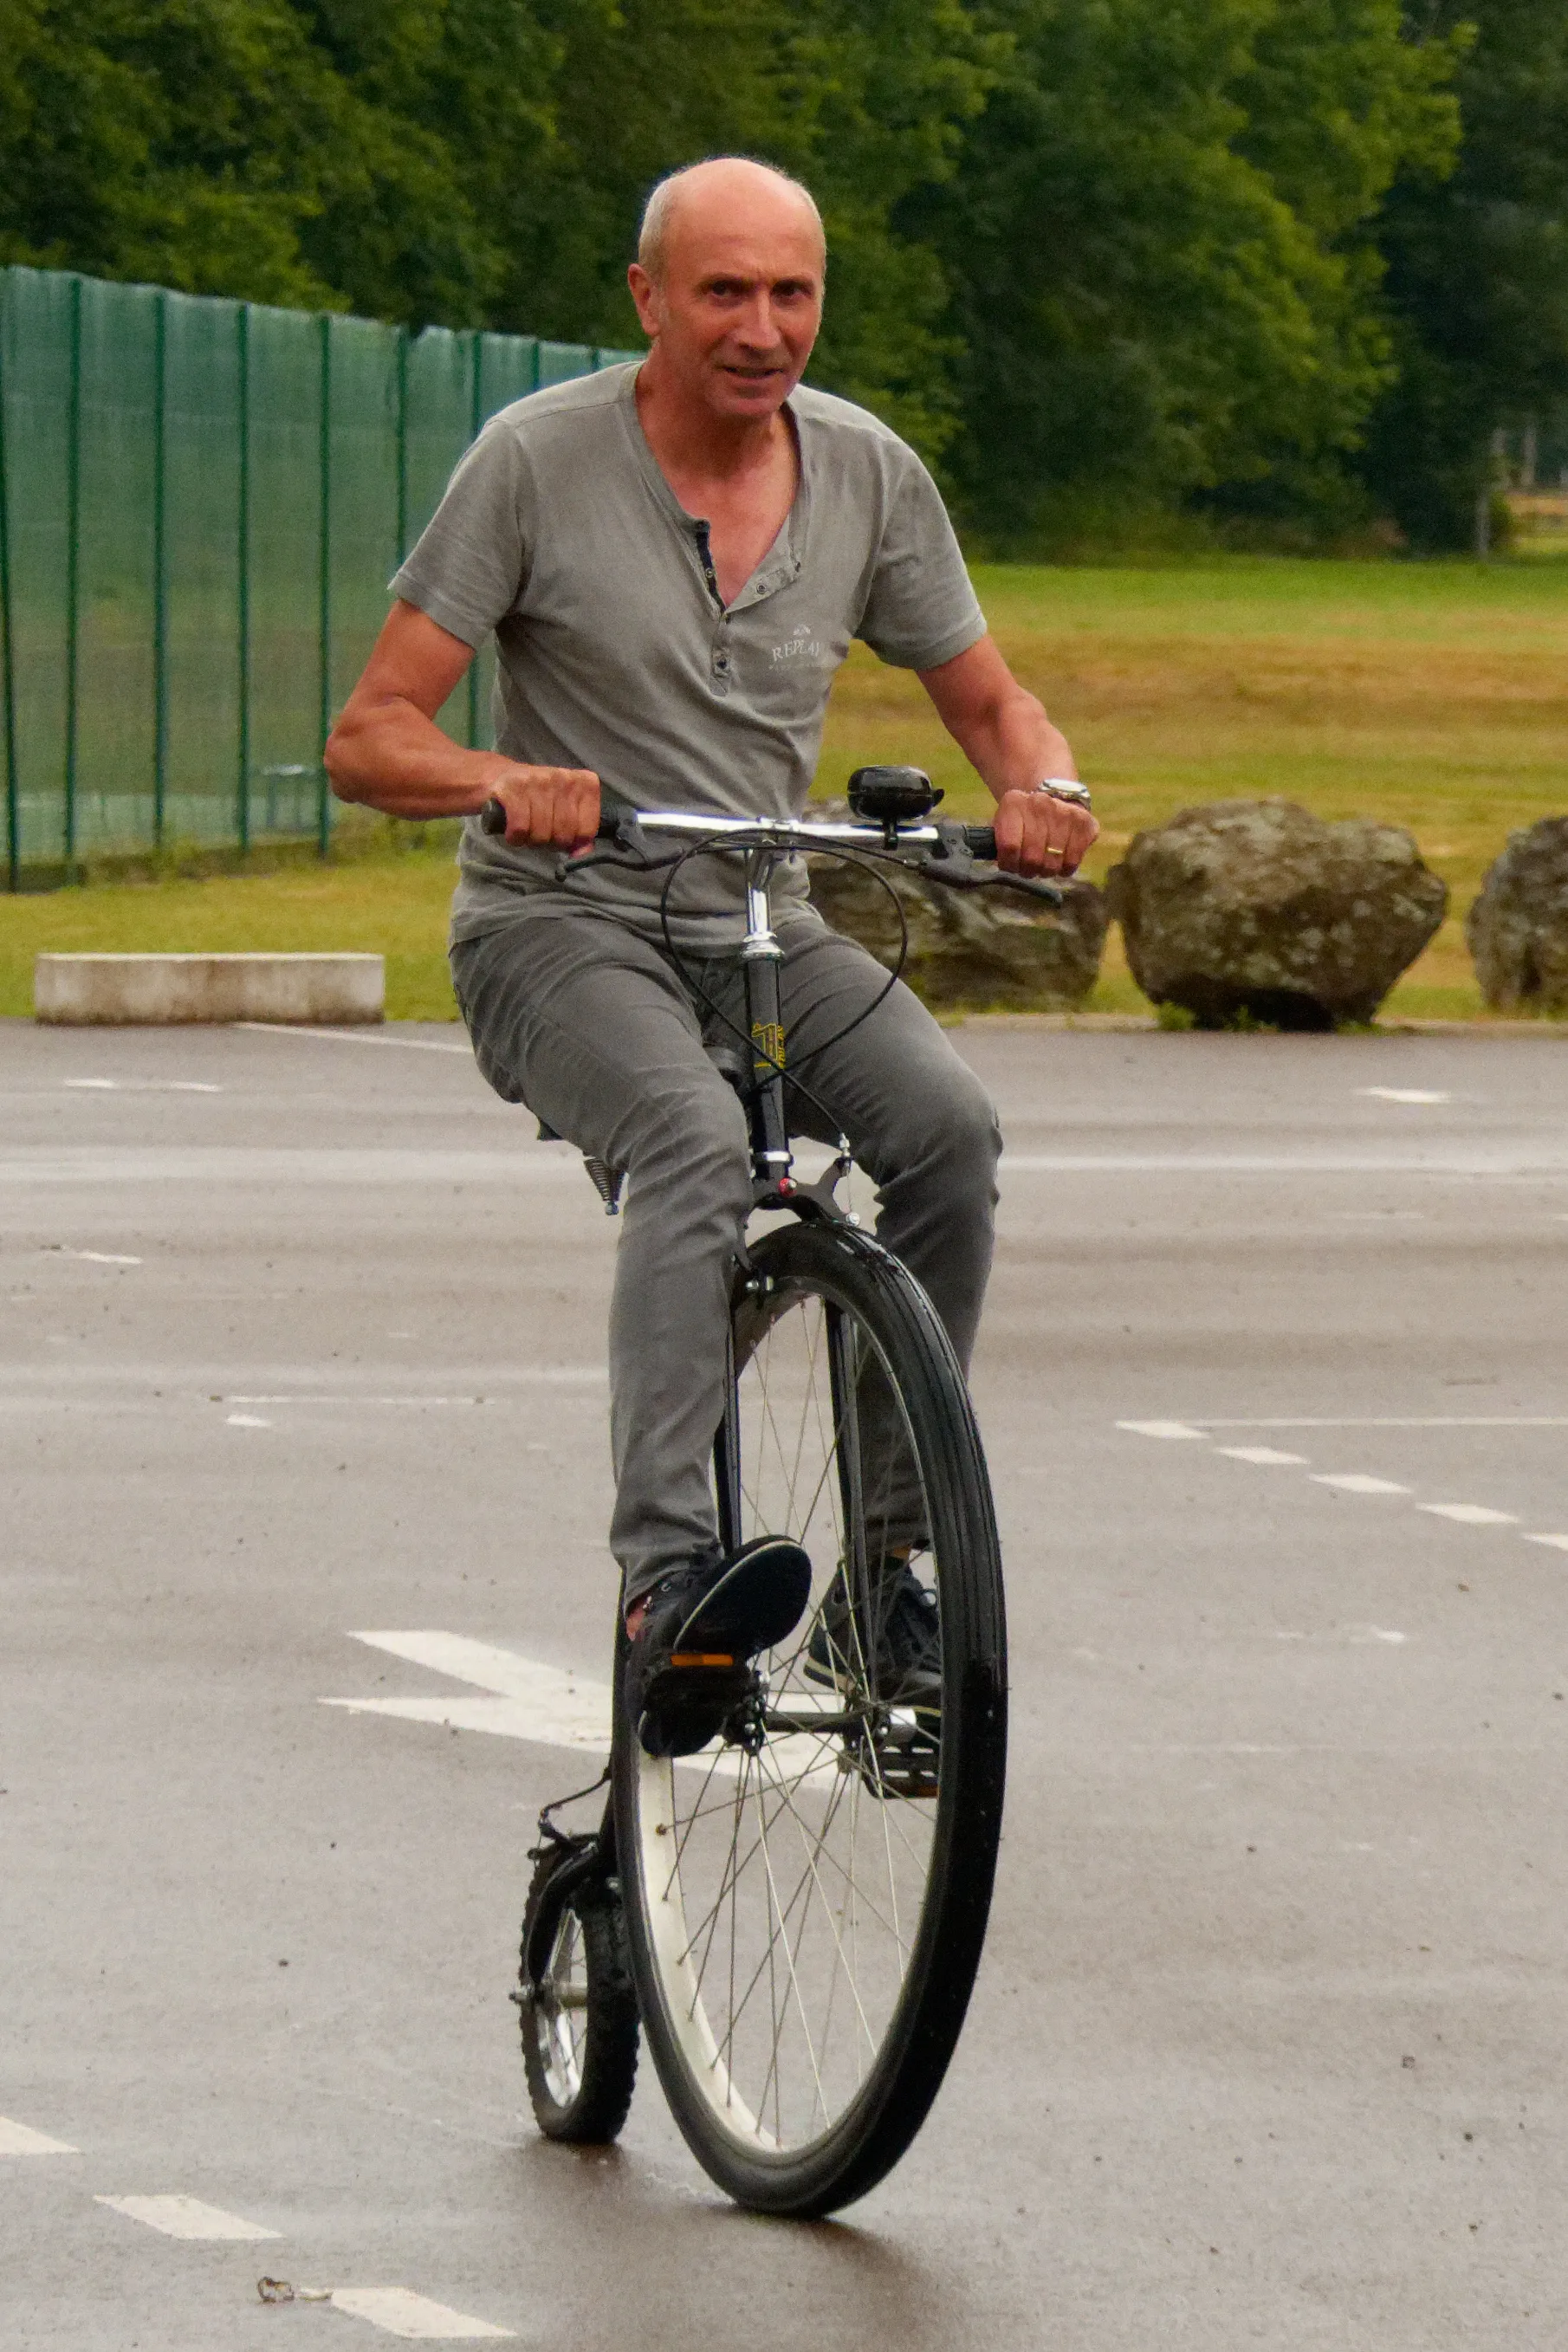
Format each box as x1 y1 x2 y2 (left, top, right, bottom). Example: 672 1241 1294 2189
0 265 637 885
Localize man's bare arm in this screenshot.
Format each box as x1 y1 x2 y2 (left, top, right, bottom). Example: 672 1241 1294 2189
917 634 1097 878
325 599 599 849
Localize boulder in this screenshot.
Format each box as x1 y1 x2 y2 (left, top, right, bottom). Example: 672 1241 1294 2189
1465 815 1568 1014
805 806 1107 1011
1104 799 1447 1030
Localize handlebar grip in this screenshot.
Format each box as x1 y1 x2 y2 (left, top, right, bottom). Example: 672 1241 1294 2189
478 793 630 841
962 824 997 860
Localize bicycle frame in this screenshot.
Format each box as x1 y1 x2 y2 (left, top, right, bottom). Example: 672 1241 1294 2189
479 784 1060 1216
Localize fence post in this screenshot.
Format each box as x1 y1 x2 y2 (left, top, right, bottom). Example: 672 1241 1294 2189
466 327 484 750
317 311 332 855
0 273 18 891
152 288 168 849
63 273 81 872
236 302 251 854
395 324 410 562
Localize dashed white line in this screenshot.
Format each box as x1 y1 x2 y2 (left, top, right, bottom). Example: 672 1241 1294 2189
58 1249 142 1266
1216 1446 1310 1466
1115 1419 1208 1440
238 1022 472 1055
0 2116 77 2156
1121 1419 1559 1558
328 2287 514 2340
225 1413 271 1429
1310 1474 1411 1495
1358 1087 1451 1105
95 2194 281 2241
1420 1503 1519 1526
225 1376 606 1402
62 1079 221 1092
1191 1417 1568 1430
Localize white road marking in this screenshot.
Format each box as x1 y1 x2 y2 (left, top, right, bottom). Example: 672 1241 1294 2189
326 1631 612 1753
1001 1150 1568 1173
1311 1474 1411 1495
0 2116 77 2156
1195 1416 1568 1429
324 1632 832 1783
62 1079 220 1093
0 1148 583 1187
227 1377 605 1402
1358 1087 1451 1104
1419 1503 1519 1526
1348 1626 1409 1644
58 1249 142 1266
1216 1445 1310 1465
327 2287 514 2339
10 1144 1568 1184
1117 1420 1208 1441
94 2194 280 2240
238 1022 472 1055
225 1412 271 1428
1524 1534 1568 1552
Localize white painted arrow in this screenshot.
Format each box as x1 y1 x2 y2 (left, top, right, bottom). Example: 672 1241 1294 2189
322 1632 612 1752
322 1630 842 1786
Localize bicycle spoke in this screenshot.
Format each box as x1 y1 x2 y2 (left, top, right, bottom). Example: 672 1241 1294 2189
625 1241 988 2172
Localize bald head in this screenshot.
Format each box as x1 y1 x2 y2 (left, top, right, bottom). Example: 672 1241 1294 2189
638 159 825 284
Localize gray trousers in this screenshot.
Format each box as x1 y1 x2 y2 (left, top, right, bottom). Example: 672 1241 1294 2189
450 909 1001 1604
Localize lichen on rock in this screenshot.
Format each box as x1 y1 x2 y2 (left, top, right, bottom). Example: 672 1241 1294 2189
1104 799 1447 1030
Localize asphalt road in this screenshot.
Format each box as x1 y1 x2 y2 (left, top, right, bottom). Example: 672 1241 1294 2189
3 1014 1566 2350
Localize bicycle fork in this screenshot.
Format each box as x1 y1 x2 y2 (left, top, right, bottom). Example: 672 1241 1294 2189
740 850 793 1201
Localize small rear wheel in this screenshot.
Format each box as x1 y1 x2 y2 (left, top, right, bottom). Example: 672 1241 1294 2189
518 1839 639 2143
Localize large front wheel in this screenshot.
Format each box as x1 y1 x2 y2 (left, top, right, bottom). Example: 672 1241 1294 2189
613 1220 1007 2215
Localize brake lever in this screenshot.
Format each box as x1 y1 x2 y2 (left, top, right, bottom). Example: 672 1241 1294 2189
912 852 1064 908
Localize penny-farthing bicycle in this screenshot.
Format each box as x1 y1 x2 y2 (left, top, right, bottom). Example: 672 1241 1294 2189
501 766 1058 2216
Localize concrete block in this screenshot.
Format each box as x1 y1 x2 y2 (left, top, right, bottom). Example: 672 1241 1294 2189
34 952 385 1026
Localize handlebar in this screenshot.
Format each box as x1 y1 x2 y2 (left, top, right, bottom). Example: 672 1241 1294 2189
477 793 1003 863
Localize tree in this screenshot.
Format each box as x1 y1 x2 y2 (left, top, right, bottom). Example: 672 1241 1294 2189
912 0 1460 546
469 0 1000 460
1359 0 1568 548
0 0 995 466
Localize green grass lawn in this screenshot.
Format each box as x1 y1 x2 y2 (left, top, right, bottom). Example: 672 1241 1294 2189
6 554 1566 1022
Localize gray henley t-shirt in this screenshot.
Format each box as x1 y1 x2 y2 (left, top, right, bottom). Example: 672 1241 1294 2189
390 362 987 953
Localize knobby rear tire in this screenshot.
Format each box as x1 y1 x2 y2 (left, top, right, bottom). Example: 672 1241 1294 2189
518 1841 640 2144
613 1218 1007 2215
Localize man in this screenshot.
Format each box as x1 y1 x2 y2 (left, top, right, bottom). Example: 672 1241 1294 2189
326 156 1093 1755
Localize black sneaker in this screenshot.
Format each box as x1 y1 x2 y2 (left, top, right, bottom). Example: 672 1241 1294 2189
625 1535 813 1759
804 1560 942 1706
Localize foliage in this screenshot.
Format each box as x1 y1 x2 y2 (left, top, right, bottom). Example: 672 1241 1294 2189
0 1 1565 546
1359 0 1568 548
909 0 1461 545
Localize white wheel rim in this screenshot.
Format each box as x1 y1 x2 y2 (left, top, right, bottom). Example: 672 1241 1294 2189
630 1286 942 2156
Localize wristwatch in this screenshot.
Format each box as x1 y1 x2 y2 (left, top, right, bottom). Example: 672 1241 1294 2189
1033 777 1092 811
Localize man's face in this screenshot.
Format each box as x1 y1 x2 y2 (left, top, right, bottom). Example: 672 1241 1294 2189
629 197 824 424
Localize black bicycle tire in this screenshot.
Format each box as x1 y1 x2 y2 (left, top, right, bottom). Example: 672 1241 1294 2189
612 1218 1007 2215
518 1845 640 2143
